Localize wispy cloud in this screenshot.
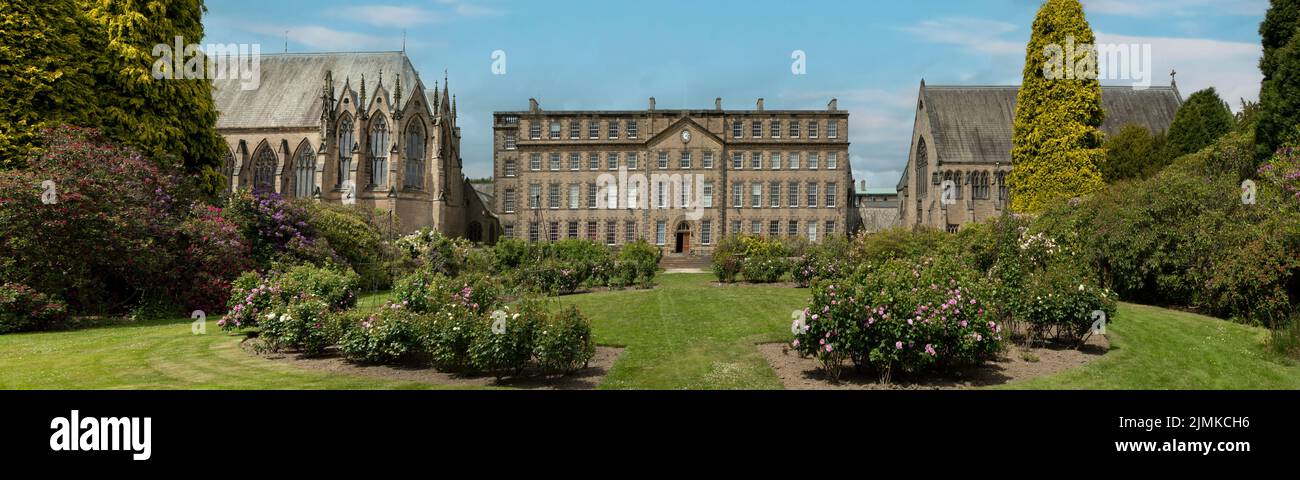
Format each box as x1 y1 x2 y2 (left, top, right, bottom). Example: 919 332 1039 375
899 18 1024 56
1083 0 1267 18
1096 32 1262 108
241 22 421 51
436 0 505 17
787 86 919 188
332 5 444 28
328 2 505 29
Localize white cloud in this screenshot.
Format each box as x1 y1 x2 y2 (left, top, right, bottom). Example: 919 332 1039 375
1083 0 1267 18
242 23 414 51
437 0 505 17
329 2 505 28
787 87 918 188
333 6 444 28
899 18 1024 56
1096 32 1262 108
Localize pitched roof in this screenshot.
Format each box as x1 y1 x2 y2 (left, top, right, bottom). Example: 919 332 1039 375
212 51 425 130
920 85 1182 165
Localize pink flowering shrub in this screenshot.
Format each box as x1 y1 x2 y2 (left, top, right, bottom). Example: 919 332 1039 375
0 282 70 334
172 203 254 313
0 126 185 314
1259 144 1300 206
218 265 359 332
792 256 1004 382
338 307 423 364
392 270 502 315
257 298 338 356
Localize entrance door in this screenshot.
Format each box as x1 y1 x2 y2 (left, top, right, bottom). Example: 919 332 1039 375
674 222 691 254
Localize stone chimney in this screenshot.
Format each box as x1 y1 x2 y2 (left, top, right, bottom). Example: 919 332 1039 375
649 97 656 111
828 98 838 112
756 98 764 112
715 97 722 111
528 98 539 113
860 180 867 191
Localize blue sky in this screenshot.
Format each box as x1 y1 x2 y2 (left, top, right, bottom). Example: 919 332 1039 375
203 0 1268 187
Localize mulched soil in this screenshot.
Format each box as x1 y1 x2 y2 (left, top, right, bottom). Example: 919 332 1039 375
758 335 1110 390
242 339 623 390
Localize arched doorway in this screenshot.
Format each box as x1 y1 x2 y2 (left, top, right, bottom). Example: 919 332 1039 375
674 221 691 254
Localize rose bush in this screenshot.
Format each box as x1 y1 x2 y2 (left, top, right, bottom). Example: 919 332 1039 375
792 255 1004 382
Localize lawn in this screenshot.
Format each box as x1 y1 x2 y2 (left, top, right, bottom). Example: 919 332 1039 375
0 273 1296 389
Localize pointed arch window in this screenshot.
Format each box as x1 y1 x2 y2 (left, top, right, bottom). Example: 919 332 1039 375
405 120 426 189
369 116 389 187
295 143 316 198
252 145 276 191
220 148 235 194
337 116 354 188
915 138 929 196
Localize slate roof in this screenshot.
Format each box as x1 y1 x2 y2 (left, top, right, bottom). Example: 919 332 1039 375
212 51 426 130
920 85 1182 165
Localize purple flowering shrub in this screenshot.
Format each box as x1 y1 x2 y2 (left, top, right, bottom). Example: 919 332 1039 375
224 189 337 268
792 256 1004 382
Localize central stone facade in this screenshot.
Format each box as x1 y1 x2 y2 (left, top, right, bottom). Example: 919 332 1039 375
492 97 853 255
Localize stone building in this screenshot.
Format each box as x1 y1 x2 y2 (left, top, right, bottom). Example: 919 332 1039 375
896 81 1183 231
492 97 853 256
852 181 900 233
211 51 498 241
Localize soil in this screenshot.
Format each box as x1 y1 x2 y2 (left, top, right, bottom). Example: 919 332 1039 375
758 335 1110 390
242 339 623 390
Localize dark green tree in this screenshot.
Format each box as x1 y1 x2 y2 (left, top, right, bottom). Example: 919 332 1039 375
1102 124 1168 182
0 0 97 168
81 0 226 195
1166 88 1236 159
1009 0 1106 212
0 1 225 194
1256 0 1300 161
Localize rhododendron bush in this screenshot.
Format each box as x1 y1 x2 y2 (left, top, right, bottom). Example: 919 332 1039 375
791 256 1004 382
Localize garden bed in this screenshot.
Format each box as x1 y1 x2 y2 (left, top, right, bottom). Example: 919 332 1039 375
758 335 1109 390
242 338 623 390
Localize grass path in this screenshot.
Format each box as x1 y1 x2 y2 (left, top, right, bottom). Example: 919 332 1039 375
1006 303 1300 389
556 273 813 389
0 273 1295 389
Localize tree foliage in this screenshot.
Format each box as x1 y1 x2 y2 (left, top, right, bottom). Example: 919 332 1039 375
1166 88 1236 160
1102 124 1168 182
1256 0 1300 162
1009 0 1107 212
0 0 97 168
0 0 225 195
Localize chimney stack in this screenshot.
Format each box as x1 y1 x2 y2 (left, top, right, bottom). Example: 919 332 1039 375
860 180 867 191
528 98 539 113
649 97 656 111
715 97 722 111
828 98 838 111
756 98 764 112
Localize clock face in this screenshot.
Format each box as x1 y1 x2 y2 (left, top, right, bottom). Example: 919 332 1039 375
680 129 691 143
